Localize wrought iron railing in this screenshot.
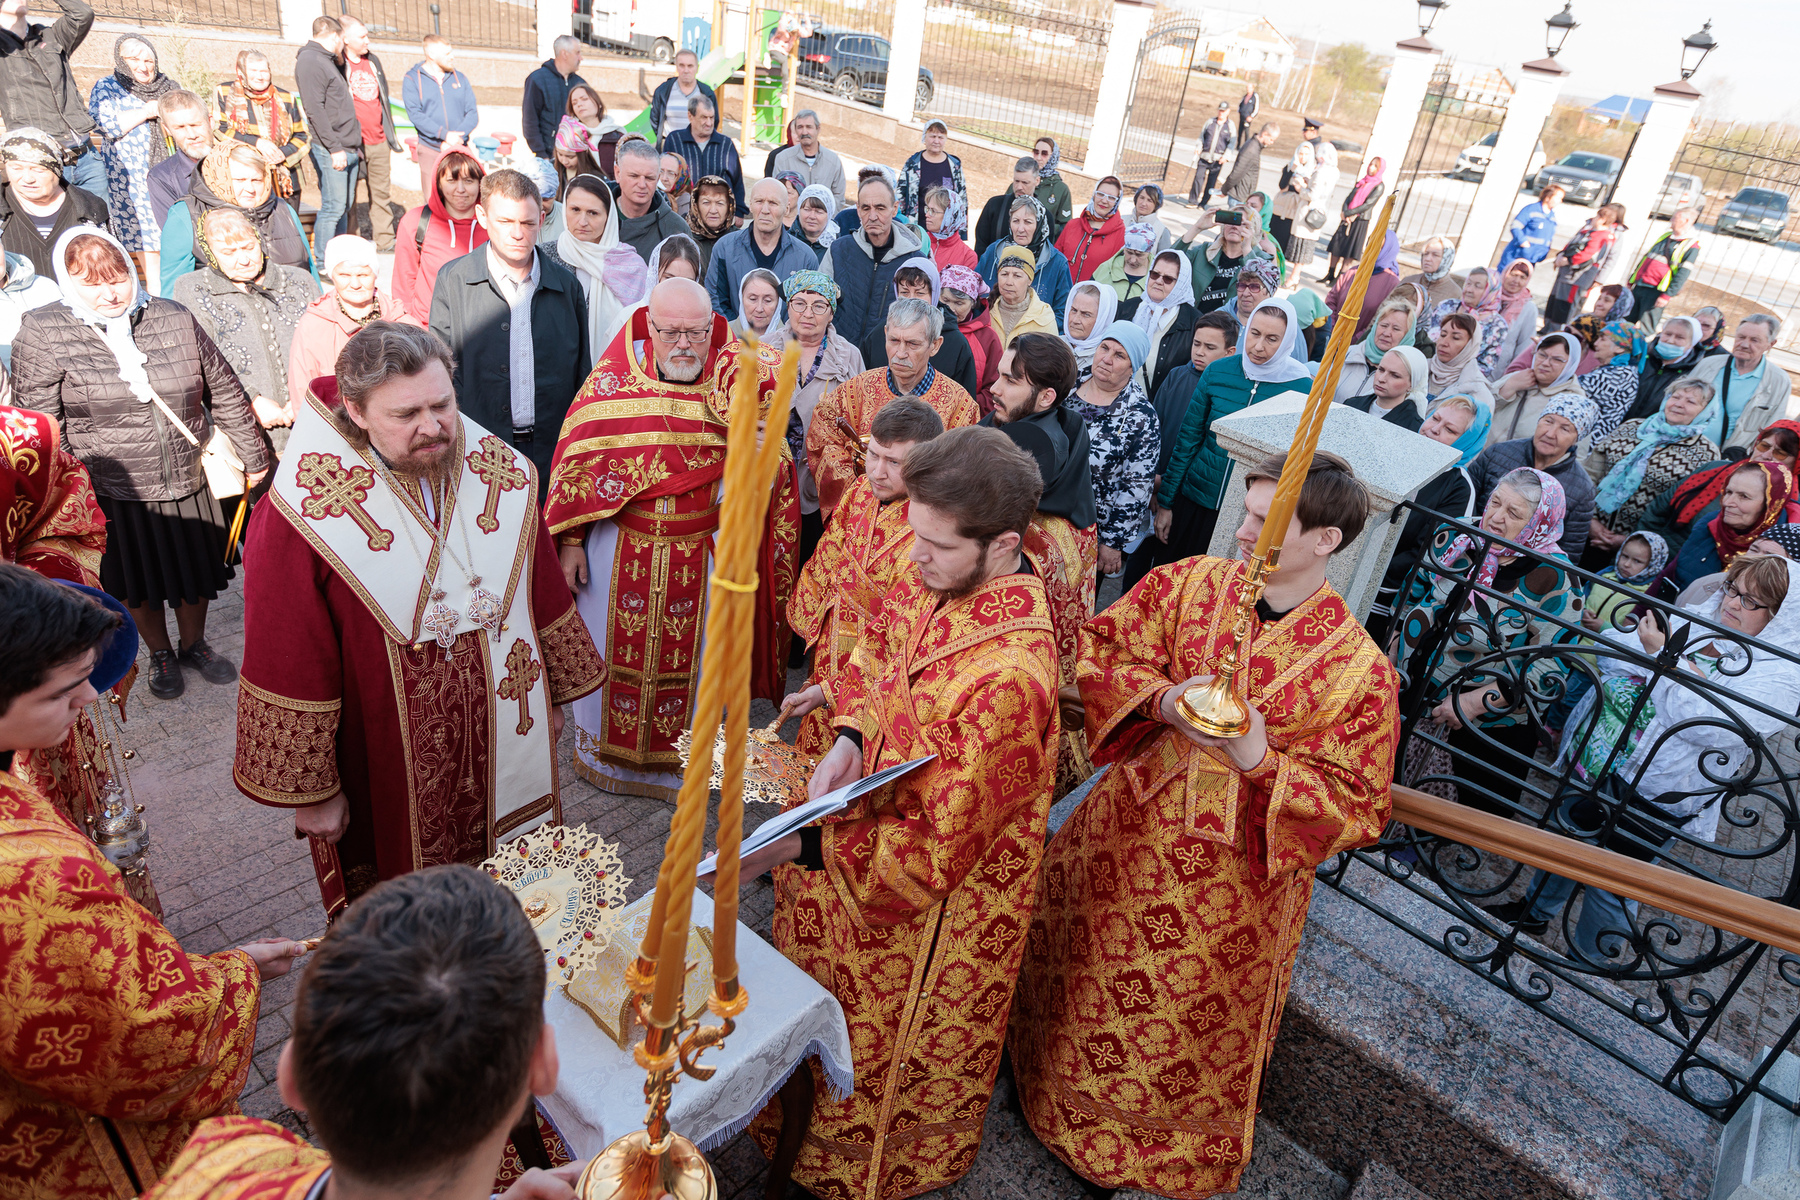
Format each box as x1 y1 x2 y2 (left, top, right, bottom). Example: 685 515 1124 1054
62 0 279 32
347 0 538 52
1320 500 1800 1122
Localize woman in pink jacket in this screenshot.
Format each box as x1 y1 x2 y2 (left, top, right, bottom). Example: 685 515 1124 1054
390 146 487 320
286 234 423 411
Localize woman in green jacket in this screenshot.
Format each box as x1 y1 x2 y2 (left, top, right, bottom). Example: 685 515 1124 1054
1151 296 1313 563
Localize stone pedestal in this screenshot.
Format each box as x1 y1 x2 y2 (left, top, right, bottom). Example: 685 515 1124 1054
1205 395 1458 621
1713 1048 1800 1199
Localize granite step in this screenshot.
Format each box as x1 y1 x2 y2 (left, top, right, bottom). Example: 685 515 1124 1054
1348 1162 1436 1200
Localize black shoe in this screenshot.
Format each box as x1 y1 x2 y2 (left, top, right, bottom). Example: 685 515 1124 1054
1481 899 1548 936
178 638 238 685
148 649 184 698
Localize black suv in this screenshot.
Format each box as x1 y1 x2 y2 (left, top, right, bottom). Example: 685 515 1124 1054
790 27 934 111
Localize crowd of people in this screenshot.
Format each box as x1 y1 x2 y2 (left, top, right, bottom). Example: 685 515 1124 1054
0 9 1795 1200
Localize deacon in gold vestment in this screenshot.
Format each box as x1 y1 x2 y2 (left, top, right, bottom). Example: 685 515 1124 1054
784 398 944 757
737 428 1061 1200
1010 452 1401 1199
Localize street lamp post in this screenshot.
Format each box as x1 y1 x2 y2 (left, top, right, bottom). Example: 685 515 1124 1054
1680 20 1717 80
1415 0 1447 38
1543 2 1578 59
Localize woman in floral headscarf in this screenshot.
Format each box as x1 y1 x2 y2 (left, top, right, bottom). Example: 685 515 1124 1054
939 264 1000 413
1668 460 1798 590
1648 419 1800 558
658 149 693 217
211 49 308 196
975 194 1071 316
88 35 179 270
1580 318 1648 445
923 185 976 273
766 269 863 546
1428 265 1508 379
552 115 603 199
686 174 736 275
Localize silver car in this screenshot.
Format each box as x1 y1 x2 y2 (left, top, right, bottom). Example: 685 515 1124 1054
1651 172 1705 218
1716 187 1790 244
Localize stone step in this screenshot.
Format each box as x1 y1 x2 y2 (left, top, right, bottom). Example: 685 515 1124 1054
1349 1162 1436 1200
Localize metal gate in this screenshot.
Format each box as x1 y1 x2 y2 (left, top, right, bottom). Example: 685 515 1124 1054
1664 119 1800 353
1114 18 1201 188
344 0 538 51
1392 61 1510 247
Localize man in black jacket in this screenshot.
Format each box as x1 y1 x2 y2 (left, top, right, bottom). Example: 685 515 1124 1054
647 48 718 144
341 18 403 253
0 0 104 197
0 126 107 277
296 16 361 259
975 157 1040 256
521 36 585 160
428 169 591 498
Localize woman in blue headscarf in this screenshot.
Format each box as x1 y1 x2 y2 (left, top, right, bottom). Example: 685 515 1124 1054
1067 319 1160 582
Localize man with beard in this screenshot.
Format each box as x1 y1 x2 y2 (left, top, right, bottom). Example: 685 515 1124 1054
984 332 1098 796
738 425 1060 1200
234 322 606 918
782 398 943 757
545 277 796 800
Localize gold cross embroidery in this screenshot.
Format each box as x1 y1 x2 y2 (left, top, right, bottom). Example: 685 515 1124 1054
622 560 646 582
466 436 529 533
497 639 542 735
295 453 392 550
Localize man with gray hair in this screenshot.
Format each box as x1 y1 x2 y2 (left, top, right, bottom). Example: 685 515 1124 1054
235 319 605 918
660 91 746 216
522 33 586 160
1681 312 1792 451
771 108 846 209
648 46 717 142
613 137 688 259
705 177 819 319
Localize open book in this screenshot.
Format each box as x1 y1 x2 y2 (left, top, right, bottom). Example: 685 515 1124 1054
696 755 936 877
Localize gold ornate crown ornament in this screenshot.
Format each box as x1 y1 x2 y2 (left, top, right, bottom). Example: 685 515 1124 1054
480 824 630 983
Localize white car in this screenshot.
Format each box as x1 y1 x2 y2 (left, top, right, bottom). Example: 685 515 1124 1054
1452 132 1547 183
1651 172 1705 218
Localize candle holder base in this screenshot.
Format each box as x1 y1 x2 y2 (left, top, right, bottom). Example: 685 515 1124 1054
1177 673 1250 739
576 1129 717 1200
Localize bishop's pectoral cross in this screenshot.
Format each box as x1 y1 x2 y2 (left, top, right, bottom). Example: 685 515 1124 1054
466 436 529 533
296 453 393 550
497 638 542 735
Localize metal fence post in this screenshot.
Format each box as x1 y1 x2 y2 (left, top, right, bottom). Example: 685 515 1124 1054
1081 0 1155 178
1459 58 1566 267
1364 37 1441 212
1599 81 1702 289
881 0 928 123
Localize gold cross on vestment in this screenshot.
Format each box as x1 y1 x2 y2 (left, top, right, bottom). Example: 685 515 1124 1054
466 436 529 533
295 453 392 550
497 638 542 735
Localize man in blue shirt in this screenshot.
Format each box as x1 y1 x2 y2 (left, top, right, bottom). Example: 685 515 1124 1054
660 94 746 216
1685 312 1791 452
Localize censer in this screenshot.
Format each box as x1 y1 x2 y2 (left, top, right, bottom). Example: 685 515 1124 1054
575 337 799 1200
1178 192 1399 738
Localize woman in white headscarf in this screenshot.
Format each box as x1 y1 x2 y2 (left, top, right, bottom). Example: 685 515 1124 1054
1117 248 1196 397
1061 279 1118 373
730 267 783 340
544 173 649 357
1343 344 1430 431
1490 329 1586 445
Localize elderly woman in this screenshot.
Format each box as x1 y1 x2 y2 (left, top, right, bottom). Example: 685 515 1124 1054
1694 305 1727 355
989 245 1059 348
1055 175 1126 284
1579 319 1645 445
1489 330 1584 446
1130 185 1173 255
1585 378 1723 563
1092 223 1155 304
791 183 835 263
1117 248 1196 397
1061 280 1118 374
170 207 318 451
923 186 977 273
1469 394 1598 564
160 143 315 294
1068 320 1159 583
1626 315 1710 426
211 50 308 195
1398 466 1578 815
1667 460 1797 591
13 228 268 699
88 36 179 285
1344 345 1430 433
940 265 1000 414
1399 236 1459 342
1225 257 1280 343
659 151 693 217
767 270 864 556
1640 421 1800 558
286 235 421 411
898 118 967 220
976 195 1071 316
686 175 737 276
1427 266 1508 379
1334 295 1418 401
541 173 647 357
1490 259 1539 376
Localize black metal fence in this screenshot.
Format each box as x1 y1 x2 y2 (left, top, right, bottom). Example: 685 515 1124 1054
1392 61 1509 249
1320 501 1800 1122
917 0 1109 161
343 0 538 51
75 0 279 32
1115 17 1200 188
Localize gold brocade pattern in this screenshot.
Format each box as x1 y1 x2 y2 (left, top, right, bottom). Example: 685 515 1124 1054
803 369 979 518
1023 515 1100 800
753 570 1060 1200
138 1116 327 1200
0 774 262 1200
539 603 607 705
1008 557 1400 1199
230 682 340 806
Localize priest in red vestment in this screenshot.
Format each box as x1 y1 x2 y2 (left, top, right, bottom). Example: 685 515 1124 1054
1009 451 1401 1199
783 397 943 757
1 564 303 1200
805 298 979 519
732 427 1061 1200
233 323 605 919
545 279 796 800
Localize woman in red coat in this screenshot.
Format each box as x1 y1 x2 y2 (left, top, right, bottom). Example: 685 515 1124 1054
940 264 1000 414
924 187 978 274
1055 175 1126 283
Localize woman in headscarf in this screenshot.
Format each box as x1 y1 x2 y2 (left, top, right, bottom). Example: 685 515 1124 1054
1398 466 1578 815
1343 344 1429 432
1067 320 1159 583
159 143 316 295
1225 256 1280 341
923 185 977 273
975 194 1071 316
1649 421 1800 559
1490 329 1585 445
1490 258 1539 377
1055 175 1126 284
1117 247 1196 397
87 35 179 282
939 264 1000 414
1399 235 1459 345
659 150 693 217
211 49 308 197
766 270 864 549
1668 460 1798 591
1130 184 1173 255
686 174 736 276
776 171 805 223
1268 140 1315 277
1587 377 1723 558
1323 155 1386 284
1628 314 1709 425
899 119 968 220
1032 135 1074 240
11 227 269 699
1061 279 1118 374
791 183 836 263
1154 297 1314 561
540 172 647 359
1425 312 1496 409
552 115 604 199
989 245 1059 348
1579 318 1645 445
286 234 423 413
1325 228 1401 341
1427 265 1507 378
1334 294 1417 401
1091 222 1156 304
1694 305 1727 356
730 267 783 340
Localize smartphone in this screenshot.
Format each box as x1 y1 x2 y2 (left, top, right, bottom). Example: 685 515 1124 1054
1214 210 1245 225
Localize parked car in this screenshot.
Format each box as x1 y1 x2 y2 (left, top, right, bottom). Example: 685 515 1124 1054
790 26 934 111
1715 186 1791 244
1452 132 1546 182
1650 171 1705 218
1529 151 1624 205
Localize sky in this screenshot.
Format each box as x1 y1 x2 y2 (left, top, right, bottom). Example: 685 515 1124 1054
1187 0 1794 124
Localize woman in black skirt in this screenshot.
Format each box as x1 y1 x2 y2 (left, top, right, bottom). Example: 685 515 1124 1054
1322 156 1385 284
13 226 270 699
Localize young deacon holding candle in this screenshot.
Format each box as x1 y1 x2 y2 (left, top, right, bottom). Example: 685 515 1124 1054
1007 450 1401 1198
735 426 1062 1199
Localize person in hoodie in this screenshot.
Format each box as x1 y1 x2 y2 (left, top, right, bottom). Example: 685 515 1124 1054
791 183 835 264
286 234 421 413
0 241 60 367
391 145 485 322
1053 176 1125 284
402 34 478 185
613 137 688 261
818 171 930 349
856 258 977 400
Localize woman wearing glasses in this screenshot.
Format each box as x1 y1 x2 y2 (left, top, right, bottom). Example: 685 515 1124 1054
765 270 863 562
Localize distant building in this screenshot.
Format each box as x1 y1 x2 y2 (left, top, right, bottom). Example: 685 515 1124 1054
1184 11 1296 78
